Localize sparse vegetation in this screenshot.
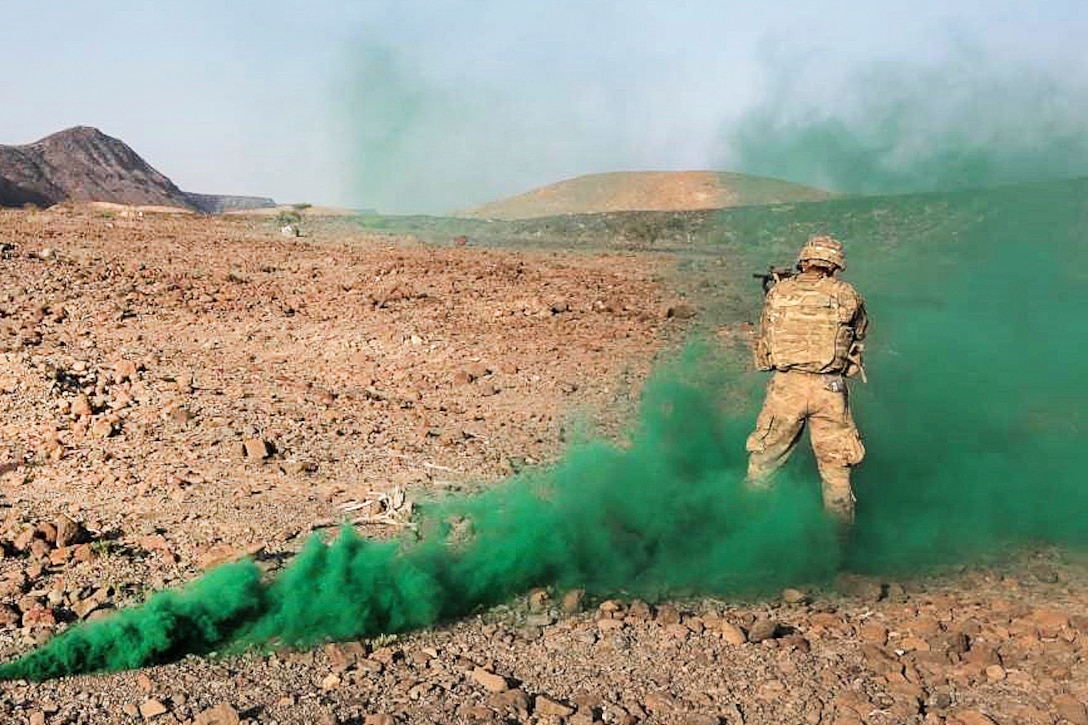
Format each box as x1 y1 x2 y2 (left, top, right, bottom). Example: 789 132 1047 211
276 208 302 226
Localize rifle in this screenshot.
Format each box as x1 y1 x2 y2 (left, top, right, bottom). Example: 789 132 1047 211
752 266 796 293
846 342 868 383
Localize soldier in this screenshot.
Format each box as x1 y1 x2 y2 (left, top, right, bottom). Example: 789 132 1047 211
746 235 869 526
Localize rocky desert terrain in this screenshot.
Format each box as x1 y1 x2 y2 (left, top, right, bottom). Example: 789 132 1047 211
0 204 1083 725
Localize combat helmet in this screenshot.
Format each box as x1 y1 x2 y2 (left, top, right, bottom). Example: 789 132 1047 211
797 234 846 271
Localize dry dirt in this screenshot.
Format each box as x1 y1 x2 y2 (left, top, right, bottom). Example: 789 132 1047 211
0 207 1083 725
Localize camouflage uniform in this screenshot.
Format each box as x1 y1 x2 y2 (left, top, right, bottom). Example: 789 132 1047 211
746 236 869 524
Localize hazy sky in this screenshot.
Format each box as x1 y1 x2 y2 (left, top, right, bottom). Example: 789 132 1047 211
2 1 1085 212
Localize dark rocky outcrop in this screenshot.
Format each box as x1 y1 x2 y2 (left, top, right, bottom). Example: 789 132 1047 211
183 193 277 214
0 126 275 212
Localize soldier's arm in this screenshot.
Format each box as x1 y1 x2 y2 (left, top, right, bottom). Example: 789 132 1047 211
844 286 869 380
752 292 774 370
854 295 869 340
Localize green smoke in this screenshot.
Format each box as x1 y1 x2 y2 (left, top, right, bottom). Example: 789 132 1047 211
728 49 1088 193
847 179 1088 571
4 173 1085 679
5 110 1088 681
0 563 266 680
1 346 846 680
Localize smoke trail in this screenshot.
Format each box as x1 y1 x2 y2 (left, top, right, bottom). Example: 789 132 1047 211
726 47 1088 193
5 60 1088 678
1 563 266 680
6 178 1086 678
1 347 844 680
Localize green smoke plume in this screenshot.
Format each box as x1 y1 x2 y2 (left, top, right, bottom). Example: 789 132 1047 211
5 89 1088 680
728 48 1088 193
4 172 1085 680
2 347 846 680
847 179 1088 571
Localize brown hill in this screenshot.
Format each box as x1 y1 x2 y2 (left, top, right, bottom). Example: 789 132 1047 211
0 126 275 213
0 126 189 208
459 170 832 219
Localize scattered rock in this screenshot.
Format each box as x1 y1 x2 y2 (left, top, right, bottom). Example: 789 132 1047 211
781 588 809 605
526 612 555 627
90 418 115 439
139 699 169 719
861 644 902 676
55 515 87 547
21 605 56 628
13 527 37 552
170 406 194 425
36 521 58 544
643 691 677 713
1054 696 1088 725
536 695 575 719
241 438 271 460
369 646 402 666
625 600 652 621
71 395 93 418
746 619 781 643
114 359 140 383
528 587 550 612
683 715 722 725
859 622 888 645
490 688 531 717
471 667 509 693
192 703 241 725
837 573 885 601
29 538 52 560
560 588 585 613
363 715 394 725
952 709 998 725
463 362 490 379
1030 608 1069 638
655 603 681 625
72 597 103 620
717 622 747 645
72 543 96 563
0 604 20 626
324 641 366 672
194 545 234 570
665 302 697 319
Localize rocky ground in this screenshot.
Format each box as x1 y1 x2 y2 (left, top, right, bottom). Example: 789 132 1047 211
0 207 1083 725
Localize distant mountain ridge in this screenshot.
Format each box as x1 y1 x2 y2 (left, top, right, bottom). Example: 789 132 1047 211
0 126 275 212
182 192 277 214
459 171 832 219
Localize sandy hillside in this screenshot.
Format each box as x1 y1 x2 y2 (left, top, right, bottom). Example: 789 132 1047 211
458 171 832 220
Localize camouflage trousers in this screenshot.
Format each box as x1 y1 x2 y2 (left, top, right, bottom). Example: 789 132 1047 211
745 370 865 524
